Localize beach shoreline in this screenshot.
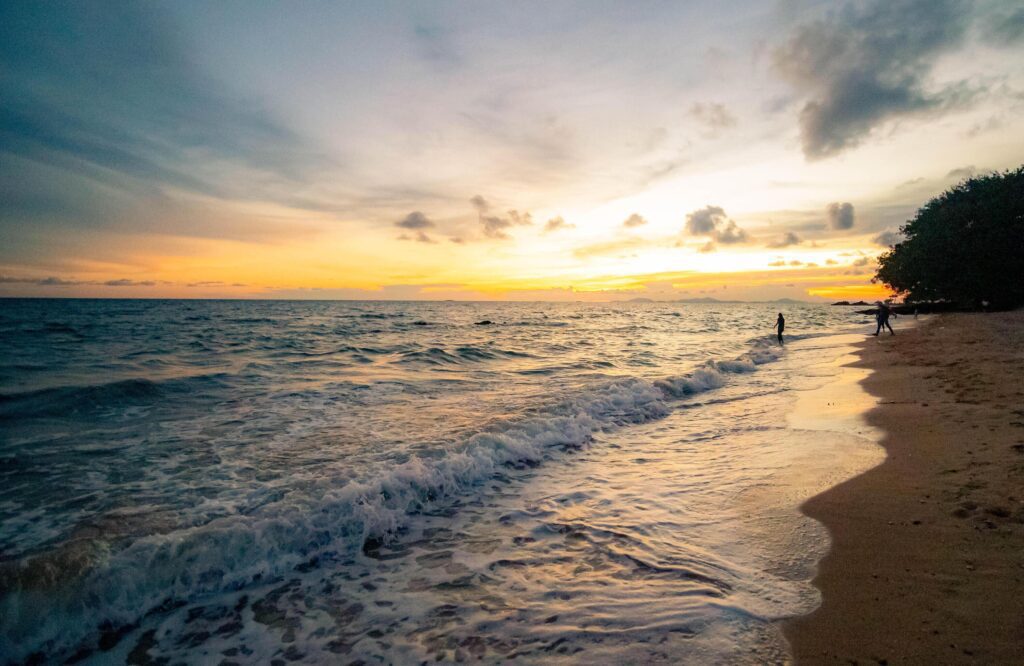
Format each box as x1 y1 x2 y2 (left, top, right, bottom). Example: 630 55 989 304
784 312 1024 664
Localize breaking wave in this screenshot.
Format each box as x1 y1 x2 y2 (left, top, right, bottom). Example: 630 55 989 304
0 337 785 661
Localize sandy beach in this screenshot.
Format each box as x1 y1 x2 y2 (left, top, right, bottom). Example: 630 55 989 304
785 311 1024 664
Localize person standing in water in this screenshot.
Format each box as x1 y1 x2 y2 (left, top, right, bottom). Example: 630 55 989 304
773 312 785 344
873 302 895 336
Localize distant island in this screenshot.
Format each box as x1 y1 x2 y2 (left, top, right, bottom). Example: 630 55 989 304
625 296 811 304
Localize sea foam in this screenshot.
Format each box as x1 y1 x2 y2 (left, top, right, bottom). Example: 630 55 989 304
0 337 785 661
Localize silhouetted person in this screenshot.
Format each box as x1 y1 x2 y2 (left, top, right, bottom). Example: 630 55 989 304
773 312 785 343
873 302 895 336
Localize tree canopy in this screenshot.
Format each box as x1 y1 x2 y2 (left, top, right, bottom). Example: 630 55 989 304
875 166 1024 309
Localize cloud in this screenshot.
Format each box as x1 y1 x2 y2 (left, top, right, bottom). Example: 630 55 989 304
773 0 974 159
470 195 532 240
699 241 717 253
768 259 788 266
0 2 331 215
715 219 749 244
0 275 82 286
826 202 855 229
946 165 976 179
685 206 726 235
767 231 803 248
622 213 648 228
852 256 872 266
689 102 737 136
395 211 435 230
684 205 750 244
397 231 436 243
470 195 490 214
1 274 168 287
104 279 156 287
873 230 904 246
984 5 1024 45
543 216 574 233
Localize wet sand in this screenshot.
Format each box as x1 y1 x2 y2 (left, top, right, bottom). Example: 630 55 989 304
785 312 1024 664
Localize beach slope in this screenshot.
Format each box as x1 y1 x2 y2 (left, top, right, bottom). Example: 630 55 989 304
785 312 1024 664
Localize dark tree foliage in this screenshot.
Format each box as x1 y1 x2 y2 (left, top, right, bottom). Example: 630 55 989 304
875 166 1024 309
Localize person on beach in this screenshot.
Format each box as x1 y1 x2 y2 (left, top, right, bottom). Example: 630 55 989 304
873 302 895 336
773 312 785 343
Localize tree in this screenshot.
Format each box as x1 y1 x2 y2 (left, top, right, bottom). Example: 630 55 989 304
875 166 1024 309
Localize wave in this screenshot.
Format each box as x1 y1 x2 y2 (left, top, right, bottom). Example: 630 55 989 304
397 345 534 365
0 339 783 661
0 374 232 420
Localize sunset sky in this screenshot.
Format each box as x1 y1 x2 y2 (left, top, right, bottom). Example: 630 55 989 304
2 0 1023 301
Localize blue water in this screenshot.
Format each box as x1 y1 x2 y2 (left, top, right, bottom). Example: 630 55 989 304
0 299 875 663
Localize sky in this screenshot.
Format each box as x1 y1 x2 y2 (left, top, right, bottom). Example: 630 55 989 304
2 0 1023 301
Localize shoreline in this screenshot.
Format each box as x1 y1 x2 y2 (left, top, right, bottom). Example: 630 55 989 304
784 312 1024 663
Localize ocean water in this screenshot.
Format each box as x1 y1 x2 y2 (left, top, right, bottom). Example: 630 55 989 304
0 299 881 664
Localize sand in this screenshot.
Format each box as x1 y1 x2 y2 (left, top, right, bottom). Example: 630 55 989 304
784 311 1024 664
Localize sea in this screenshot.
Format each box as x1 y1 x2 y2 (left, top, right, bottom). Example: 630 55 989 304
0 299 884 664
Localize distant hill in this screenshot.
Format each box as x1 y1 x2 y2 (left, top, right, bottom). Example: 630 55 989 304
625 296 813 304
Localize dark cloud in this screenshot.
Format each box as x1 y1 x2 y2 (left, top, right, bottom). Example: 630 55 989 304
826 202 855 229
684 206 750 244
470 195 532 240
470 195 490 214
395 211 435 230
622 213 648 228
873 230 904 246
543 216 574 233
397 231 436 243
715 220 749 244
685 206 725 235
767 231 803 248
773 0 974 159
689 102 737 136
852 256 872 266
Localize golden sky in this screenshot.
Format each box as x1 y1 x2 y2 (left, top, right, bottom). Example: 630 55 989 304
2 1 1023 301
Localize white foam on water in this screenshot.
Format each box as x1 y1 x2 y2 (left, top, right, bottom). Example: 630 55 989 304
0 337 789 661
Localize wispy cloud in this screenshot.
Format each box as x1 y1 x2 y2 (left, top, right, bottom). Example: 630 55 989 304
689 102 737 136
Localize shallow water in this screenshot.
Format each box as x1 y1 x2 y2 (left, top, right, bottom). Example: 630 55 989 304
0 300 880 663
